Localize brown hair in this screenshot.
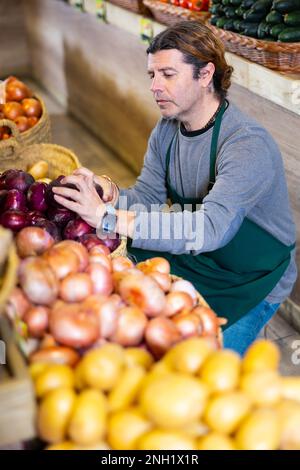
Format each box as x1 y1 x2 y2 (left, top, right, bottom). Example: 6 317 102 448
147 21 233 100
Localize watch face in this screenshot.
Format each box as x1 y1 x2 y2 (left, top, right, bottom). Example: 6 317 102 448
102 213 117 234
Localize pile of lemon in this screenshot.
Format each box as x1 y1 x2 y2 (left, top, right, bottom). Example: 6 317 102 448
30 338 300 450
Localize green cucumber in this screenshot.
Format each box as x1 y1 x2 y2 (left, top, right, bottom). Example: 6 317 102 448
242 21 260 35
224 6 239 16
243 9 266 21
270 23 287 36
233 19 245 30
222 0 231 5
210 4 224 14
241 0 256 7
216 16 229 27
284 11 300 26
278 26 300 40
266 10 283 23
273 0 300 13
257 21 269 37
251 0 272 13
229 0 242 5
223 18 237 29
210 15 220 25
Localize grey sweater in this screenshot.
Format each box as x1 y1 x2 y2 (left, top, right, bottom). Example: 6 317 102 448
117 101 297 304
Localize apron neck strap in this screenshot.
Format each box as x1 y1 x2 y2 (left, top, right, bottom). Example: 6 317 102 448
209 100 226 185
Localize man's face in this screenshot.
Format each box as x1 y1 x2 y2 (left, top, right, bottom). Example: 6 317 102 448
147 49 203 122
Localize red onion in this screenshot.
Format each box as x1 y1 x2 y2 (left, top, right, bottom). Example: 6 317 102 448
0 209 29 231
47 206 75 227
64 218 94 241
3 189 27 212
27 182 48 212
5 170 34 193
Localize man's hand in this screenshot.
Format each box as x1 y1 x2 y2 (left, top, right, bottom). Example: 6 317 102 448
52 173 106 229
73 167 119 205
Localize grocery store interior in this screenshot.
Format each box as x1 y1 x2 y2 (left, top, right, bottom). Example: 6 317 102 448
1 0 300 451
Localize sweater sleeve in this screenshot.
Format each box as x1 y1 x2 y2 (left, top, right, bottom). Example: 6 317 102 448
131 131 276 255
116 121 172 211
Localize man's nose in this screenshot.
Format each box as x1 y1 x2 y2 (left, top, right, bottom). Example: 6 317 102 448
150 76 163 93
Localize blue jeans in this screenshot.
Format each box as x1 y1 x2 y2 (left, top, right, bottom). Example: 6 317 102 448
223 300 280 356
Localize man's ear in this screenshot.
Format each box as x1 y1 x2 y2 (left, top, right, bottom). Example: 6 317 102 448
199 62 215 88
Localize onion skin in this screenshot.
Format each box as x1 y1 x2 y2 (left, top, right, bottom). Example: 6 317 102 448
3 101 24 120
6 80 31 102
16 226 54 258
22 98 42 118
47 206 75 227
111 256 134 273
89 244 110 258
89 252 112 272
23 306 49 338
164 291 194 317
19 257 58 306
86 263 113 296
137 257 171 275
79 234 106 251
15 116 29 133
29 346 80 367
119 273 166 317
5 170 34 193
33 219 61 242
110 306 147 347
5 287 30 321
44 245 80 280
145 317 181 359
192 306 219 336
55 240 89 272
149 272 171 293
0 209 29 232
172 311 203 339
49 303 99 349
27 182 48 212
4 189 27 212
59 273 93 303
170 279 198 306
64 218 94 241
84 294 123 339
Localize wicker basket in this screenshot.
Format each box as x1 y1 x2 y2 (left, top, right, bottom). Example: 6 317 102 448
143 0 210 26
110 238 127 258
108 0 150 15
208 24 300 73
0 142 81 177
0 242 19 316
0 95 51 160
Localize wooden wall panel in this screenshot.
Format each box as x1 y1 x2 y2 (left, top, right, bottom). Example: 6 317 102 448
0 0 31 78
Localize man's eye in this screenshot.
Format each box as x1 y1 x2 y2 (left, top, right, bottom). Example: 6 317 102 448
164 74 174 78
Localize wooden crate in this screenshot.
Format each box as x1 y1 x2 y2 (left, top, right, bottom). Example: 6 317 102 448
0 317 36 447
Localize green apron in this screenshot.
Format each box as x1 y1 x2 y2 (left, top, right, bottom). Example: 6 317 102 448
129 102 295 328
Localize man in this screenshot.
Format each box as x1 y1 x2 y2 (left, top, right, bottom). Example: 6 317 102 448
53 21 297 355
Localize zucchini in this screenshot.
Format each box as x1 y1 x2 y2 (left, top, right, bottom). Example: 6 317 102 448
241 0 256 8
234 19 245 30
242 21 260 35
210 4 224 14
235 5 247 15
257 21 269 37
278 26 300 40
284 11 300 26
229 0 242 5
216 16 229 27
222 0 231 5
210 15 221 25
273 0 300 13
224 6 239 16
223 18 237 29
266 10 283 23
243 9 266 21
270 23 287 36
251 0 272 13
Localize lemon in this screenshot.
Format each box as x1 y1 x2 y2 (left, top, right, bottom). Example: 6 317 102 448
281 377 300 403
137 430 197 450
35 364 75 399
277 400 300 450
139 372 208 429
199 350 241 393
108 366 146 412
79 343 125 391
68 389 108 445
197 432 237 450
240 370 281 406
204 391 251 435
235 408 281 450
124 348 154 370
108 408 152 450
242 339 280 373
38 388 76 444
164 337 215 375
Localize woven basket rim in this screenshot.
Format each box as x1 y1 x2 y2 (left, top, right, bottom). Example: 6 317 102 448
18 142 81 168
110 238 127 258
208 24 300 52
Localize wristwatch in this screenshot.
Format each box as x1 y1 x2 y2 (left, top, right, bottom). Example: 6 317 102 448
101 203 117 234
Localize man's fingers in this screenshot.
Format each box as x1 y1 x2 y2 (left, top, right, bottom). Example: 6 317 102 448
73 167 94 178
60 175 86 191
52 186 80 201
53 194 80 213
